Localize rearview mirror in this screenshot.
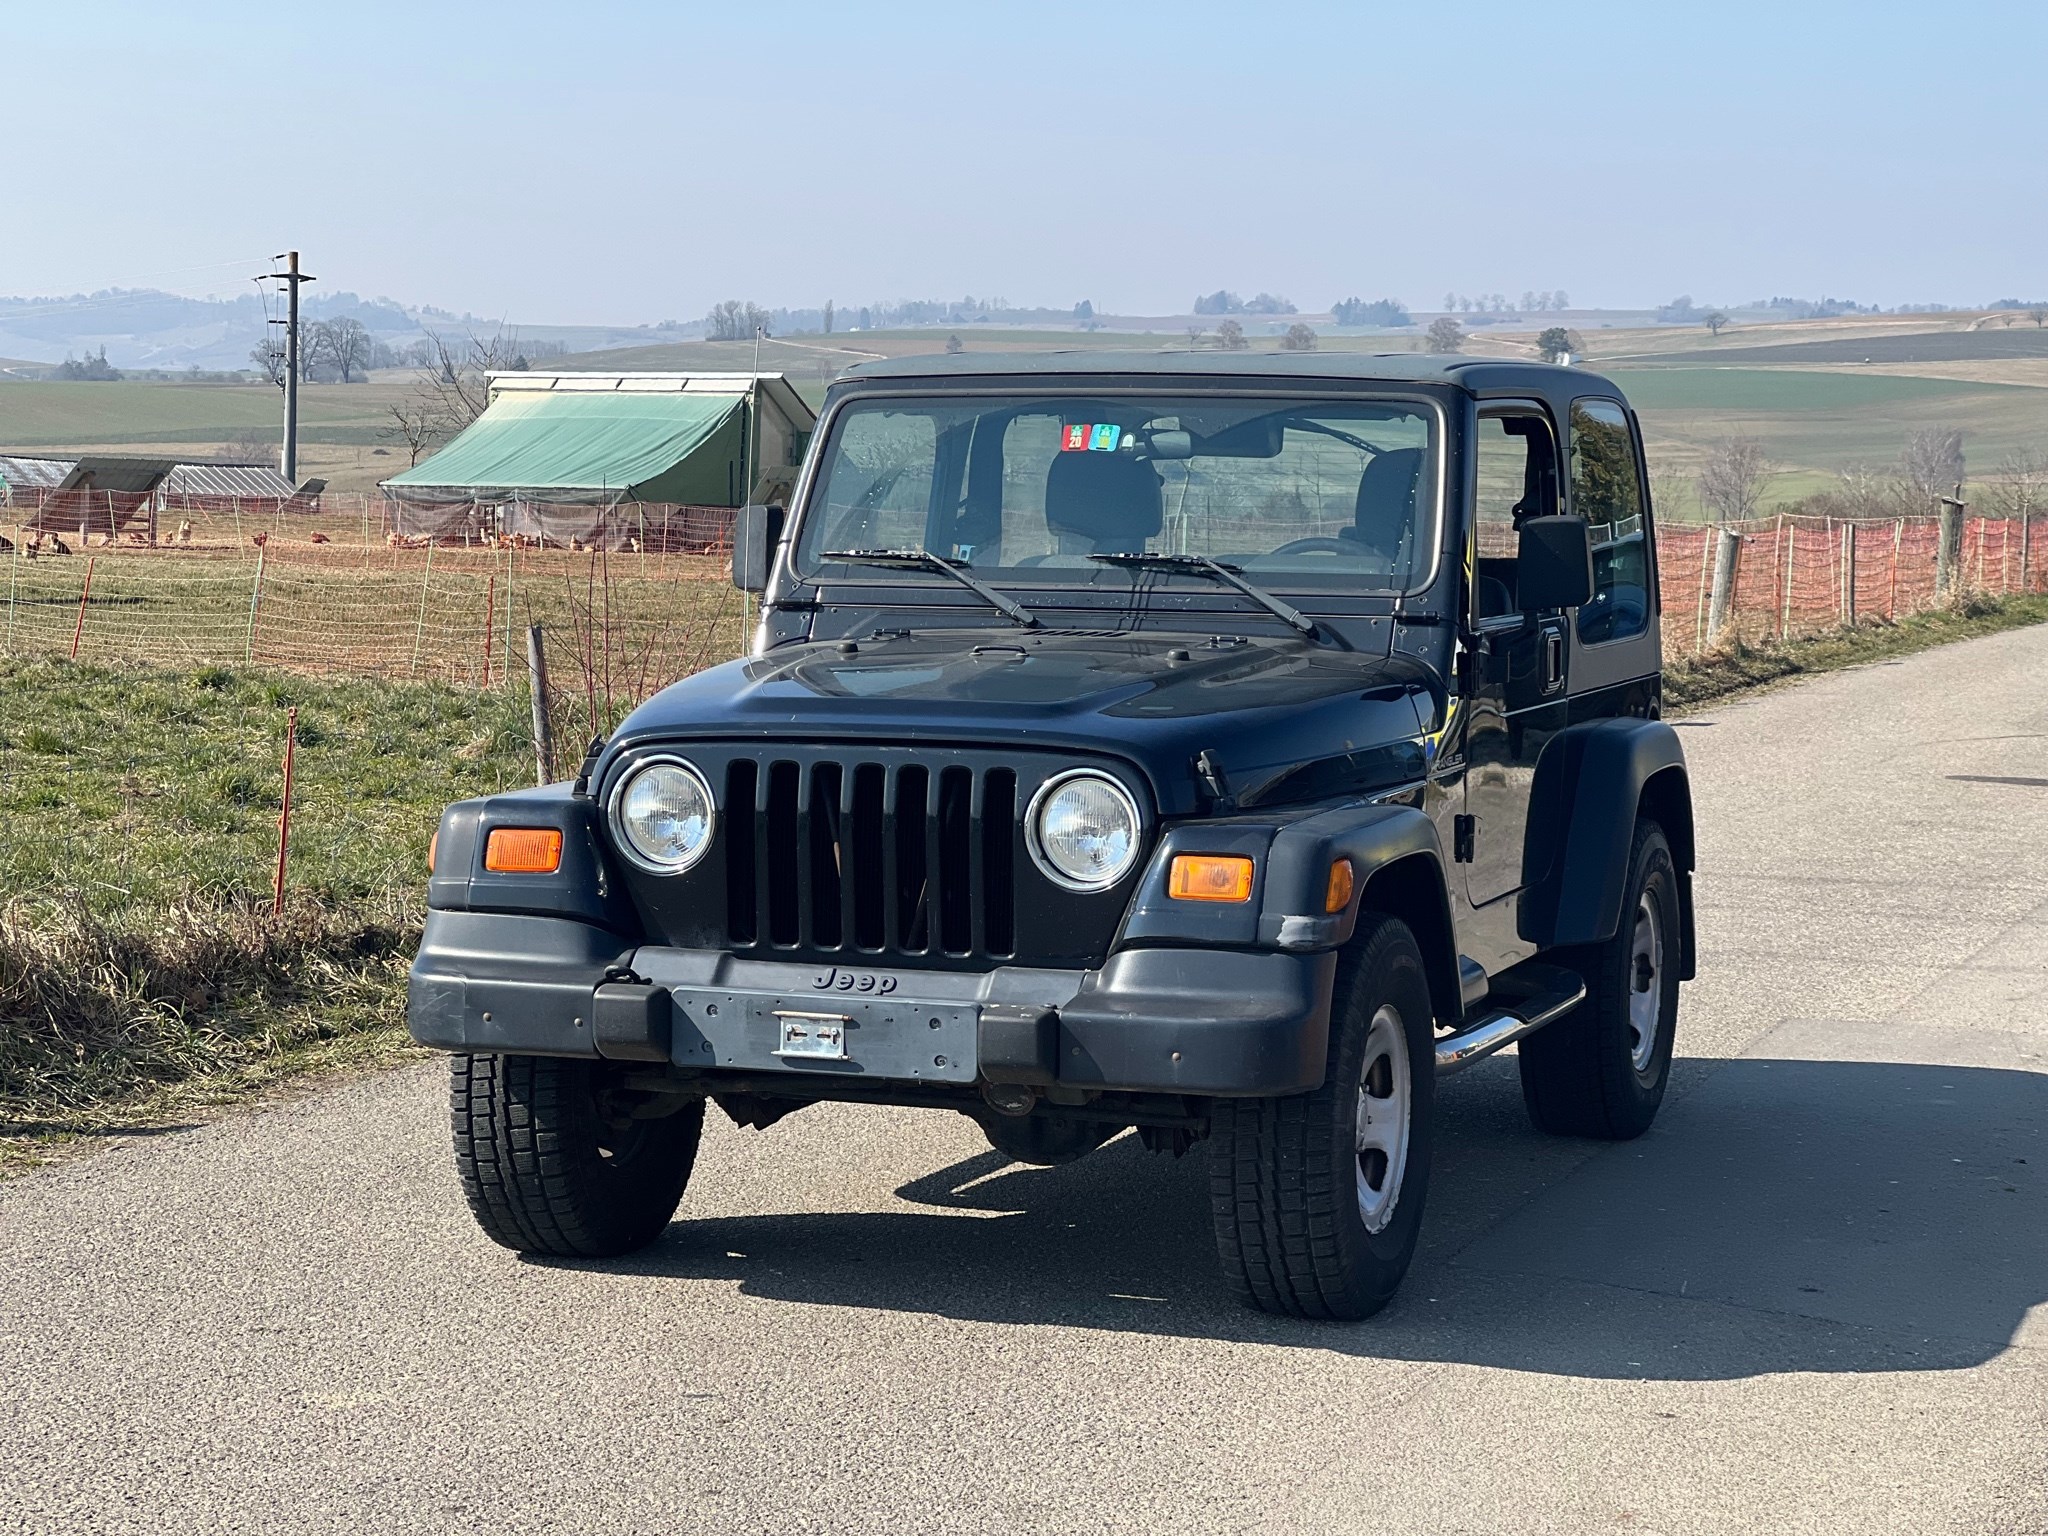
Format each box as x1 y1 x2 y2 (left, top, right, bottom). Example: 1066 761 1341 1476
732 503 785 593
1515 515 1594 612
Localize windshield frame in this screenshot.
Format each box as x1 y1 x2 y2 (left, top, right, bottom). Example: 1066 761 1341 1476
785 384 1451 601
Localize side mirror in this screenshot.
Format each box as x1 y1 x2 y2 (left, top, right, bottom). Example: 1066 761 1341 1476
732 503 785 593
1515 515 1594 612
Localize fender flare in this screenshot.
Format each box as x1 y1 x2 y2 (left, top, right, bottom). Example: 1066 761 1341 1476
1116 802 1463 1026
1518 718 1696 975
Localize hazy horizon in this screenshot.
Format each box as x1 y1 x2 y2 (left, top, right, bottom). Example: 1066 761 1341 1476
8 0 2046 327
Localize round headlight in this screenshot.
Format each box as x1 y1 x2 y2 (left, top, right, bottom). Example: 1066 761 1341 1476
611 758 716 873
1028 770 1142 892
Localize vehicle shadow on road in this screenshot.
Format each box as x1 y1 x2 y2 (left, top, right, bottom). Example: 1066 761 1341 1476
606 1053 2045 1380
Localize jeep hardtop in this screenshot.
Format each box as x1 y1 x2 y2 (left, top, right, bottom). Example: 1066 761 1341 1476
410 351 1695 1319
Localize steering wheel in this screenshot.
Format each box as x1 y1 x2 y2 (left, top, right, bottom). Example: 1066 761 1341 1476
1266 536 1355 557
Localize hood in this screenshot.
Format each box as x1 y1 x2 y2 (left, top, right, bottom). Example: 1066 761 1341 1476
604 630 1444 817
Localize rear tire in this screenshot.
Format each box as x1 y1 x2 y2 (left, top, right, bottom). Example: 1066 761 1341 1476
1519 819 1681 1140
1207 912 1436 1320
450 1053 703 1258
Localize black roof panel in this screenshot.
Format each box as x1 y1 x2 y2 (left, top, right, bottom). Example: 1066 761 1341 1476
840 349 1624 398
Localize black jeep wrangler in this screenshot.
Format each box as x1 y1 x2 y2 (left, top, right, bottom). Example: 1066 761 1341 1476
410 352 1694 1320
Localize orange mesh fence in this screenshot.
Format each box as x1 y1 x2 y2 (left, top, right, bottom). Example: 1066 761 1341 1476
3 506 2041 690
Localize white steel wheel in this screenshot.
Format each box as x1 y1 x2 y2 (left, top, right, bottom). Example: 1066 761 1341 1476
1354 1004 1412 1234
1626 893 1663 1075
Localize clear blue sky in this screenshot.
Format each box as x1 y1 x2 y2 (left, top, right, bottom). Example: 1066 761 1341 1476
8 0 2045 322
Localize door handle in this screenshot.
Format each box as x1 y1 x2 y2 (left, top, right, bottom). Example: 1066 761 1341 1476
1542 629 1565 694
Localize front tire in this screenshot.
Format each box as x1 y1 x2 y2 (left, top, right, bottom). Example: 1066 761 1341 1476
1519 819 1681 1140
1207 912 1436 1320
451 1053 703 1258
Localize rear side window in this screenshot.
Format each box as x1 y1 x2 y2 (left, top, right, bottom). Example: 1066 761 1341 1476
1568 399 1650 645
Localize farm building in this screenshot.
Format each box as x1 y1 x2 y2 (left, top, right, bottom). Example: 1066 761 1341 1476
0 454 316 542
380 372 815 550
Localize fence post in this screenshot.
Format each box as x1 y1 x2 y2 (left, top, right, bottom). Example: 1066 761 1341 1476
4 536 18 653
1935 494 1965 598
273 706 298 918
69 554 96 659
482 572 496 690
1780 522 1796 635
1706 527 1742 641
245 544 266 664
2023 513 2034 595
408 542 435 679
1888 518 1903 618
527 625 555 786
1693 525 1714 653
503 548 516 686
1840 522 1857 625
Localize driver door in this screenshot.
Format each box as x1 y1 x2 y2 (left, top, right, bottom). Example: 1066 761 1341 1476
1463 405 1569 908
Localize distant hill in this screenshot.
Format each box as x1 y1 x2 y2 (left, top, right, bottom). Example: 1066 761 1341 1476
0 287 694 374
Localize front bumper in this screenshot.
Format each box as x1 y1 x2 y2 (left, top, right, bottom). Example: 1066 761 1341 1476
408 910 1337 1098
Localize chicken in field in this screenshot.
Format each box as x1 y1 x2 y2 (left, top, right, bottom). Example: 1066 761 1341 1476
174 520 193 546
309 532 331 544
251 530 269 548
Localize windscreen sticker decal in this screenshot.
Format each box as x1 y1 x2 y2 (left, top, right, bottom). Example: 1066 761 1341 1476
1061 424 1123 452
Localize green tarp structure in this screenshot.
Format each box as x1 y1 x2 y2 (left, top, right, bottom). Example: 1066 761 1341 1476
383 389 748 507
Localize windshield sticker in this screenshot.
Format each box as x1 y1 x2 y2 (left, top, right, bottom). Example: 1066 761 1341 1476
1061 423 1123 452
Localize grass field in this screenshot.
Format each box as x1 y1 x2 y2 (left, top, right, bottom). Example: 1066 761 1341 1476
0 657 534 1160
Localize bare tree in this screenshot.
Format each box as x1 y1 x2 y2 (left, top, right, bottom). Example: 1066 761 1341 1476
1216 319 1247 351
223 424 275 463
1703 311 1730 337
406 328 517 443
1836 462 1907 519
1695 438 1770 522
1280 322 1317 351
384 400 437 467
1902 428 1966 504
2030 306 2047 328
311 316 373 384
249 340 288 388
1186 325 1206 347
707 300 771 341
1980 448 2047 523
1426 316 1464 352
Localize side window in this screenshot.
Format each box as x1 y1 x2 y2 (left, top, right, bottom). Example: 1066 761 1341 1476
1471 411 1558 621
1568 399 1650 644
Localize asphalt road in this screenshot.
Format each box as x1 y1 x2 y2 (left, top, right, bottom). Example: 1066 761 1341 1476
5 627 2046 1536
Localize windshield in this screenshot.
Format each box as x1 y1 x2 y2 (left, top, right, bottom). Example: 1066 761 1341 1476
794 393 1440 593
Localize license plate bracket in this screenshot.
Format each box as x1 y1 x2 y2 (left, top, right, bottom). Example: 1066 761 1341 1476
773 1010 850 1061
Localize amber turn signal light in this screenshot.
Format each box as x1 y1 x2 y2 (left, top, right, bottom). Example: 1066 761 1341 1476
484 827 564 874
1325 858 1355 914
1168 854 1255 903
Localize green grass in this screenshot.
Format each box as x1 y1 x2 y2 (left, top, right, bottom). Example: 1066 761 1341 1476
0 657 541 1167
0 376 411 448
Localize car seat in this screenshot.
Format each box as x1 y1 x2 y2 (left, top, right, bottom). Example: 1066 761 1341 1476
1043 452 1163 555
1342 448 1423 562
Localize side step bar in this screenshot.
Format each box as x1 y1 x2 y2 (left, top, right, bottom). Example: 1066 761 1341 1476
1434 963 1587 1076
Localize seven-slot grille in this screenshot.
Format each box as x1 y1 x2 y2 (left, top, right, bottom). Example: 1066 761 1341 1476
723 755 1019 960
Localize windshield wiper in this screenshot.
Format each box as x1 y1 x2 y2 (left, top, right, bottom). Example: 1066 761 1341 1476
1088 552 1328 642
820 548 1039 629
